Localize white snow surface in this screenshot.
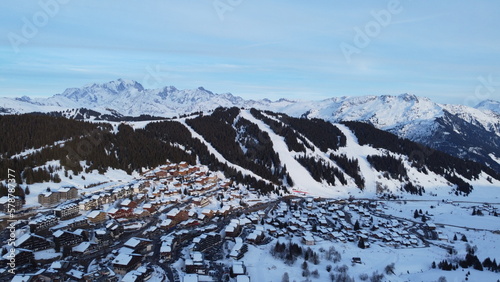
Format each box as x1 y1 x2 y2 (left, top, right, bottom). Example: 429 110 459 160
2 80 499 140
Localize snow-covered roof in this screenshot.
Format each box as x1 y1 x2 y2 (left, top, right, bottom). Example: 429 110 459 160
247 233 258 241
107 208 119 214
166 208 179 217
58 187 76 193
54 203 78 211
53 230 65 238
72 242 94 253
112 253 133 266
124 237 141 248
183 274 198 282
160 242 171 253
34 250 61 261
29 215 57 225
15 233 31 246
121 271 140 282
160 219 173 227
121 199 132 206
118 247 135 255
87 210 104 219
225 225 235 233
11 274 32 282
67 269 85 279
232 262 245 275
192 252 203 262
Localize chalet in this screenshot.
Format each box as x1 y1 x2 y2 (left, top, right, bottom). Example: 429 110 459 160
197 213 207 222
121 266 152 282
231 261 247 278
206 174 218 183
160 219 176 231
178 168 189 176
185 252 206 274
48 260 71 273
86 210 107 225
142 203 156 214
108 207 134 219
15 233 53 252
112 253 143 275
94 229 112 246
54 203 79 219
225 220 242 237
29 215 59 233
220 179 232 188
2 248 34 267
155 170 169 178
0 196 23 212
66 269 86 281
166 208 189 223
193 232 221 252
160 242 172 260
53 230 84 251
79 199 96 211
192 197 211 207
246 230 265 244
58 186 78 200
218 205 231 216
319 218 328 226
199 209 214 219
124 237 153 255
72 241 98 255
38 191 61 206
133 208 151 218
107 221 125 238
120 199 138 209
229 239 248 260
202 183 217 191
426 223 437 230
50 215 88 231
247 214 259 224
303 234 315 246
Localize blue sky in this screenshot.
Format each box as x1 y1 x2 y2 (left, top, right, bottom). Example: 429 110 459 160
1 1 499 105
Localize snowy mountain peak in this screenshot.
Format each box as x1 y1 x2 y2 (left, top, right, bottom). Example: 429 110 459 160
397 93 420 101
84 78 145 93
475 99 500 114
196 86 213 95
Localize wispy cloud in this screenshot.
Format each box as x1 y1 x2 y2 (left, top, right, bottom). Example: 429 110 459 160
0 1 499 105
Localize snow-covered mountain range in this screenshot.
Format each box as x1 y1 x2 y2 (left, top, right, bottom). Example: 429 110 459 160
1 79 499 171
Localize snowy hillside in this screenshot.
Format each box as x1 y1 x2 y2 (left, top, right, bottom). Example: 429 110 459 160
3 107 498 201
1 79 499 172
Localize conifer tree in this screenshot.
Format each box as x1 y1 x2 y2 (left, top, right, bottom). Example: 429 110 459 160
354 220 361 231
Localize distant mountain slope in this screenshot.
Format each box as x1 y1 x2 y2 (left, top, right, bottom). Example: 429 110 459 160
1 79 499 172
1 108 498 199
